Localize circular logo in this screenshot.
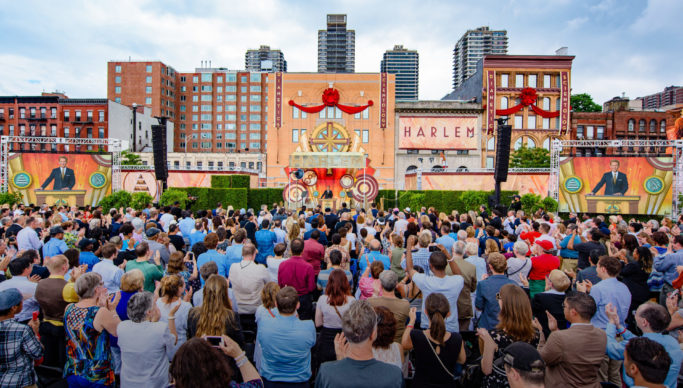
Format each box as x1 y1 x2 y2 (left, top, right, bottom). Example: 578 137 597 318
339 174 354 189
351 175 379 202
11 172 32 189
562 176 583 194
89 172 108 189
643 176 665 195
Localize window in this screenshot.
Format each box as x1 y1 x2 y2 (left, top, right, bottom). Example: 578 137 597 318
543 138 551 150
527 138 536 148
661 120 667 133
628 119 635 131
639 119 646 132
543 97 551 111
240 133 247 140
527 116 536 129
192 76 199 83
200 123 211 129
75 110 81 121
362 109 369 119
201 73 212 82
250 142 260 149
146 76 152 83
500 97 508 109
216 114 222 121
586 126 594 139
200 132 212 139
250 73 261 82
146 86 152 93
98 111 104 122
226 105 236 112
293 107 299 119
201 105 211 112
650 119 657 132
201 86 212 92
87 111 93 121
115 65 121 73
51 108 57 119
145 97 152 104
226 133 236 140
487 137 495 150
514 137 523 150
250 133 261 140
98 127 104 138
251 105 261 112
362 129 369 143
226 74 237 82
543 75 551 88
514 115 523 129
146 65 152 72
528 74 537 88
216 76 223 83
250 85 261 92
115 76 121 83
250 114 260 121
50 125 57 136
241 96 247 102
200 114 211 121
500 74 509 87
201 95 212 101
115 87 121 94
216 143 222 149
250 95 261 101
241 76 247 82
542 118 550 129
486 157 494 169
515 74 524 87
597 126 605 139
226 86 236 92
250 123 261 130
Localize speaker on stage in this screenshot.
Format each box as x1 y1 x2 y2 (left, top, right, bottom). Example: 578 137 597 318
151 121 168 182
494 124 512 182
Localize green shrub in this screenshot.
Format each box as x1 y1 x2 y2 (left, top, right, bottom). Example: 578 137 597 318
98 190 132 210
248 188 284 210
130 192 154 210
0 192 23 206
211 175 250 188
160 189 188 208
541 196 558 213
521 193 543 215
169 188 247 212
461 191 489 212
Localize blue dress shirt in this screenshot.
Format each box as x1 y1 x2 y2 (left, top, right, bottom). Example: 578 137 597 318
225 243 244 269
42 237 68 258
654 249 683 286
188 231 206 248
196 249 229 284
257 314 316 383
178 218 195 238
255 229 277 265
359 251 391 276
475 274 515 330
589 277 631 329
79 251 100 272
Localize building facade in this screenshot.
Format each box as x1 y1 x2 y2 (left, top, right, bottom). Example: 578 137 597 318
245 45 287 72
107 61 269 153
394 101 483 189
318 14 355 73
381 45 419 101
265 72 395 192
444 54 574 168
640 86 683 110
452 26 507 90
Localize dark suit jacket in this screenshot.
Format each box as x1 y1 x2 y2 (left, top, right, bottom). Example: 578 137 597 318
41 167 75 190
592 171 628 195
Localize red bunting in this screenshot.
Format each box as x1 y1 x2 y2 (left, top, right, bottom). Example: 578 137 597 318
494 87 560 118
289 88 373 114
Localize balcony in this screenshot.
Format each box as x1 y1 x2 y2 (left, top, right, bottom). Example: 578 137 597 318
72 118 93 124
26 115 48 121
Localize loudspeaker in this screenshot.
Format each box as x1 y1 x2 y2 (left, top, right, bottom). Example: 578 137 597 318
494 124 512 182
151 124 168 181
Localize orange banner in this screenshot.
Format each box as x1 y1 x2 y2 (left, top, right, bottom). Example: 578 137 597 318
398 116 478 150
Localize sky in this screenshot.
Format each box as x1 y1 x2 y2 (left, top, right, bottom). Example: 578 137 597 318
0 0 681 105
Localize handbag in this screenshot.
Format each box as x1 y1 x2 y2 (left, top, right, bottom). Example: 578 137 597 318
401 349 416 380
423 331 456 380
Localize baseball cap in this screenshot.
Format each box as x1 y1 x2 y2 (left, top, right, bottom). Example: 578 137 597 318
145 227 161 238
0 288 23 310
496 342 545 373
50 226 65 236
376 217 386 225
78 238 96 250
404 207 411 212
534 239 554 251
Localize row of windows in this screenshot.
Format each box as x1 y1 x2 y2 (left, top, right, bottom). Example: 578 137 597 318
180 132 262 140
0 107 61 120
62 110 105 122
291 106 371 120
291 128 370 143
499 73 560 89
115 65 153 73
0 125 104 138
627 119 666 133
179 73 263 84
178 142 261 150
179 123 264 131
169 160 262 170
180 114 263 122
180 104 264 114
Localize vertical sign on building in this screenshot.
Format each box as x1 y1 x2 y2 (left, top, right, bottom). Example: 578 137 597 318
380 72 387 129
559 71 569 135
486 70 496 135
275 72 283 129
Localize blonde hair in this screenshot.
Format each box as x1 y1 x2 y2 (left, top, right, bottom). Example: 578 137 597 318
160 274 184 301
288 222 300 242
121 269 144 292
46 254 67 273
548 269 571 292
418 231 432 247
485 239 499 254
166 252 185 274
192 275 237 337
261 282 280 309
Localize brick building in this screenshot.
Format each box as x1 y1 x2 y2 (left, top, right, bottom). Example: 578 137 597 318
640 86 683 110
107 61 268 153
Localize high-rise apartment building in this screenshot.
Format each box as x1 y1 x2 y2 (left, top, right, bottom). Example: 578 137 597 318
452 26 508 89
245 45 287 72
640 86 683 110
381 45 419 101
318 14 355 73
107 61 269 153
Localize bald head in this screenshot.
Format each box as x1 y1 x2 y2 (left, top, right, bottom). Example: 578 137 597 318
369 239 381 251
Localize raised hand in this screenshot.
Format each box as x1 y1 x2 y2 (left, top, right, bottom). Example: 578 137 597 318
183 287 193 303
545 310 558 332
333 332 349 360
605 303 619 326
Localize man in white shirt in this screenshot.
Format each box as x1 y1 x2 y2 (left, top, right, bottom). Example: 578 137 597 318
228 243 269 315
158 206 175 233
535 223 557 251
393 213 409 236
92 243 124 294
17 217 46 252
0 256 39 322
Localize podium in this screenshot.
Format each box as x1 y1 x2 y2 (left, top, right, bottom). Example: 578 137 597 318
34 190 87 206
585 195 640 214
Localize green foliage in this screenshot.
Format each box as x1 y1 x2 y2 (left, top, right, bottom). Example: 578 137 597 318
98 190 133 210
398 192 426 212
248 188 284 210
160 189 188 208
520 193 543 215
170 188 247 212
376 190 398 210
211 175 250 188
130 192 154 210
121 151 142 166
0 192 22 206
461 191 489 212
510 145 550 168
541 196 558 213
570 93 602 113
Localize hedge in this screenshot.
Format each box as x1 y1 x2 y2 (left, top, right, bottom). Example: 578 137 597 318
211 175 250 189
374 190 519 213
172 187 248 212
248 188 284 210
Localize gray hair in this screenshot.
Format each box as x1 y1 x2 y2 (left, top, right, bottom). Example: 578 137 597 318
465 242 479 256
74 272 102 299
379 270 398 292
649 219 660 230
127 291 155 323
457 230 467 241
0 217 11 227
513 241 529 256
453 240 466 256
342 300 377 344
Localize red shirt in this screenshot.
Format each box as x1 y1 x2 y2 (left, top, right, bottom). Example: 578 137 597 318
278 256 316 296
520 231 541 244
528 254 560 280
301 238 325 275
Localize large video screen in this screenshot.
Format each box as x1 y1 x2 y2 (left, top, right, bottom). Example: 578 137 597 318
559 156 673 216
398 116 478 150
8 153 112 206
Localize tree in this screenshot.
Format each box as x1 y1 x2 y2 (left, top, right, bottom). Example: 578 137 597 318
509 145 550 168
121 150 142 166
571 93 602 112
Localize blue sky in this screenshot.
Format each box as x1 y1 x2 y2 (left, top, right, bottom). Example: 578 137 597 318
0 0 680 104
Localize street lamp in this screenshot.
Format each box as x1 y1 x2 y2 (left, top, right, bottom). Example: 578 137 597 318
131 103 138 152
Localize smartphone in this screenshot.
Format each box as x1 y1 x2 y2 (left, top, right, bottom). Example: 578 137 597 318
32 311 39 321
205 336 223 347
188 252 194 260
428 245 439 252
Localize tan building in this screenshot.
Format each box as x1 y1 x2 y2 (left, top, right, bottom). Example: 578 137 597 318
265 72 395 202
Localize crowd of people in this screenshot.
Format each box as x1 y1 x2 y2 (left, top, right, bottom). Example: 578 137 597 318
1 200 683 387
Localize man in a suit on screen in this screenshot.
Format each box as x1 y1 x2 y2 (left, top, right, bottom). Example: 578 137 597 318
590 159 628 196
40 156 75 190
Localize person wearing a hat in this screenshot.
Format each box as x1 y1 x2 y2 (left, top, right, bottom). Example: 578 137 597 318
78 238 100 272
42 225 69 259
145 227 170 267
528 239 560 298
0 288 43 388
499 342 545 388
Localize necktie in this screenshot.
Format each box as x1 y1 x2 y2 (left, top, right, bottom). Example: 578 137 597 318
612 173 616 184
61 168 64 179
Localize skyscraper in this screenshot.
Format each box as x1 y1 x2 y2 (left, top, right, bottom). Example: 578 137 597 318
452 26 508 89
245 45 287 72
318 14 355 73
381 45 419 101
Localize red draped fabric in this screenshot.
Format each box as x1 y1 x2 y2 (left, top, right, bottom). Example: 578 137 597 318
493 87 560 118
288 88 374 114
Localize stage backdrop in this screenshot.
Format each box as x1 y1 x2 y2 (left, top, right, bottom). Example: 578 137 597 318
8 153 112 206
559 156 673 215
405 172 549 195
398 116 478 150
